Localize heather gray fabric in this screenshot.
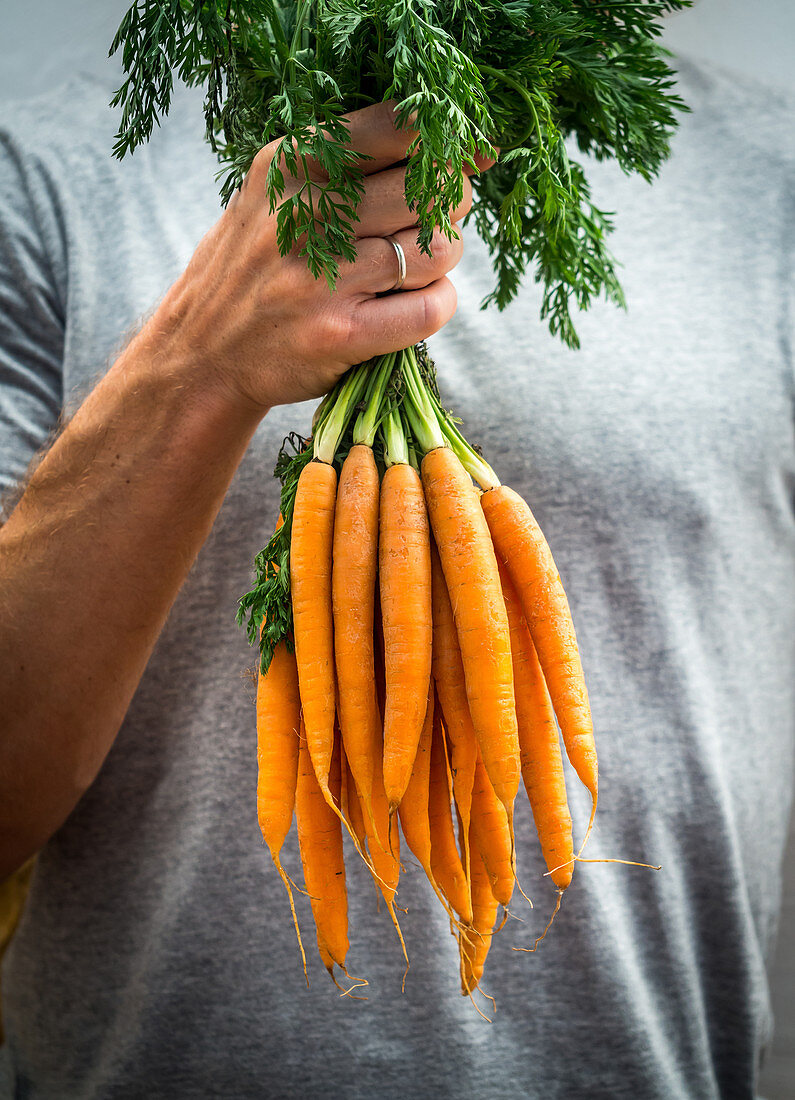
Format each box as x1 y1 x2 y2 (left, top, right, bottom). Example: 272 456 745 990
0 61 793 1100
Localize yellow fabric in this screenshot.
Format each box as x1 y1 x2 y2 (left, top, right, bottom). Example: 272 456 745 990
0 858 34 1042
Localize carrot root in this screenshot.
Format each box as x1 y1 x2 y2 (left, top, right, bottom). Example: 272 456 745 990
513 889 564 954
272 855 308 986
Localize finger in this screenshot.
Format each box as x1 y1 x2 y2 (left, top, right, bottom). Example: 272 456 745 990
253 100 417 185
341 226 464 295
251 96 496 204
354 167 472 238
331 101 419 176
341 103 497 178
472 149 498 173
347 277 458 362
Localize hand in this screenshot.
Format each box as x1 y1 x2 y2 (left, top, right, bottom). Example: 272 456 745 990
146 101 488 413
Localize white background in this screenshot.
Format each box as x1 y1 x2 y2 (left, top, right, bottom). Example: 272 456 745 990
0 1 793 1096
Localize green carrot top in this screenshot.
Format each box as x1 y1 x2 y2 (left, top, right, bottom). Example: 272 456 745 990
110 0 690 348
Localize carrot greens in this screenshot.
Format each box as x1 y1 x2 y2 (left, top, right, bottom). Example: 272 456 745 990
111 0 689 343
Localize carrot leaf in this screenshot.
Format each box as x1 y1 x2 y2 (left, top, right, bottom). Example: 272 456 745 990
110 0 691 348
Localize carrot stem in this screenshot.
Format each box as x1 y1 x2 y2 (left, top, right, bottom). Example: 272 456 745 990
428 391 500 491
401 347 446 454
382 406 409 468
314 362 370 464
353 352 396 446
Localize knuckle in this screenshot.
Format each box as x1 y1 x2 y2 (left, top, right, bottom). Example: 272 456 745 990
368 244 390 284
421 290 444 337
424 281 455 335
430 231 452 263
463 172 473 203
456 175 474 219
427 231 458 274
320 308 356 351
249 222 278 264
378 99 417 154
379 98 408 136
251 144 274 179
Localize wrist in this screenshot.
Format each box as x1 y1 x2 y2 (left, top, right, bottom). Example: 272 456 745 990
122 299 272 432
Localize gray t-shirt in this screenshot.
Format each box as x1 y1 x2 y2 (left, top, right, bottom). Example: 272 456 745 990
1 60 793 1100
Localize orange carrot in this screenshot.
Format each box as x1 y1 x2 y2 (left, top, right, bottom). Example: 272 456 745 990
317 937 335 976
373 585 386 726
291 460 338 798
460 825 501 996
296 724 349 976
342 750 367 855
430 541 478 886
379 462 432 812
367 767 409 975
332 444 381 829
421 448 519 817
397 691 463 929
366 771 401 904
256 636 306 973
498 560 574 890
470 756 515 907
343 737 408 972
256 639 300 858
397 689 435 871
481 485 597 821
429 705 473 925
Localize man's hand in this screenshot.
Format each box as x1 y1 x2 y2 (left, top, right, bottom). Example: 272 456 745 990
0 100 488 879
150 100 474 413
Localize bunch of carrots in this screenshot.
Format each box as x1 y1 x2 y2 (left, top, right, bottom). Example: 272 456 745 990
240 344 599 1007
107 0 682 1012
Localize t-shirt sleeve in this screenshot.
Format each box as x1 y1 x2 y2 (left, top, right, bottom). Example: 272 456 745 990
0 128 65 508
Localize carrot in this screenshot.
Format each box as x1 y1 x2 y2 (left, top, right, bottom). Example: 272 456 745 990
342 750 367 855
317 938 336 982
368 767 410 976
296 723 350 977
481 485 597 824
470 755 515 907
398 690 463 929
429 706 473 925
498 560 574 890
379 461 432 813
430 541 478 888
332 444 381 830
365 772 401 903
340 671 400 911
256 639 300 856
341 734 408 975
291 459 338 798
460 826 501 997
397 689 434 869
373 585 386 725
421 447 520 816
256 635 307 975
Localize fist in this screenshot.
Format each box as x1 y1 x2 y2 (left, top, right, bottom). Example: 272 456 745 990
149 101 485 413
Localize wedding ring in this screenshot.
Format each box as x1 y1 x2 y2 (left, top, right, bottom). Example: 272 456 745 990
384 235 407 292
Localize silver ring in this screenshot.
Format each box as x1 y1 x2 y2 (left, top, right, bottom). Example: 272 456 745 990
384 235 407 292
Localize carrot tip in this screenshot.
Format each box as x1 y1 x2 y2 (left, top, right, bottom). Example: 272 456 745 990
576 857 662 871
337 963 369 1000
515 876 534 910
513 888 564 954
272 857 308 985
387 809 399 858
463 982 497 1022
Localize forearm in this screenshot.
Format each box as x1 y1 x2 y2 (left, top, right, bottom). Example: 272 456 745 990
0 100 471 879
0 322 263 877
